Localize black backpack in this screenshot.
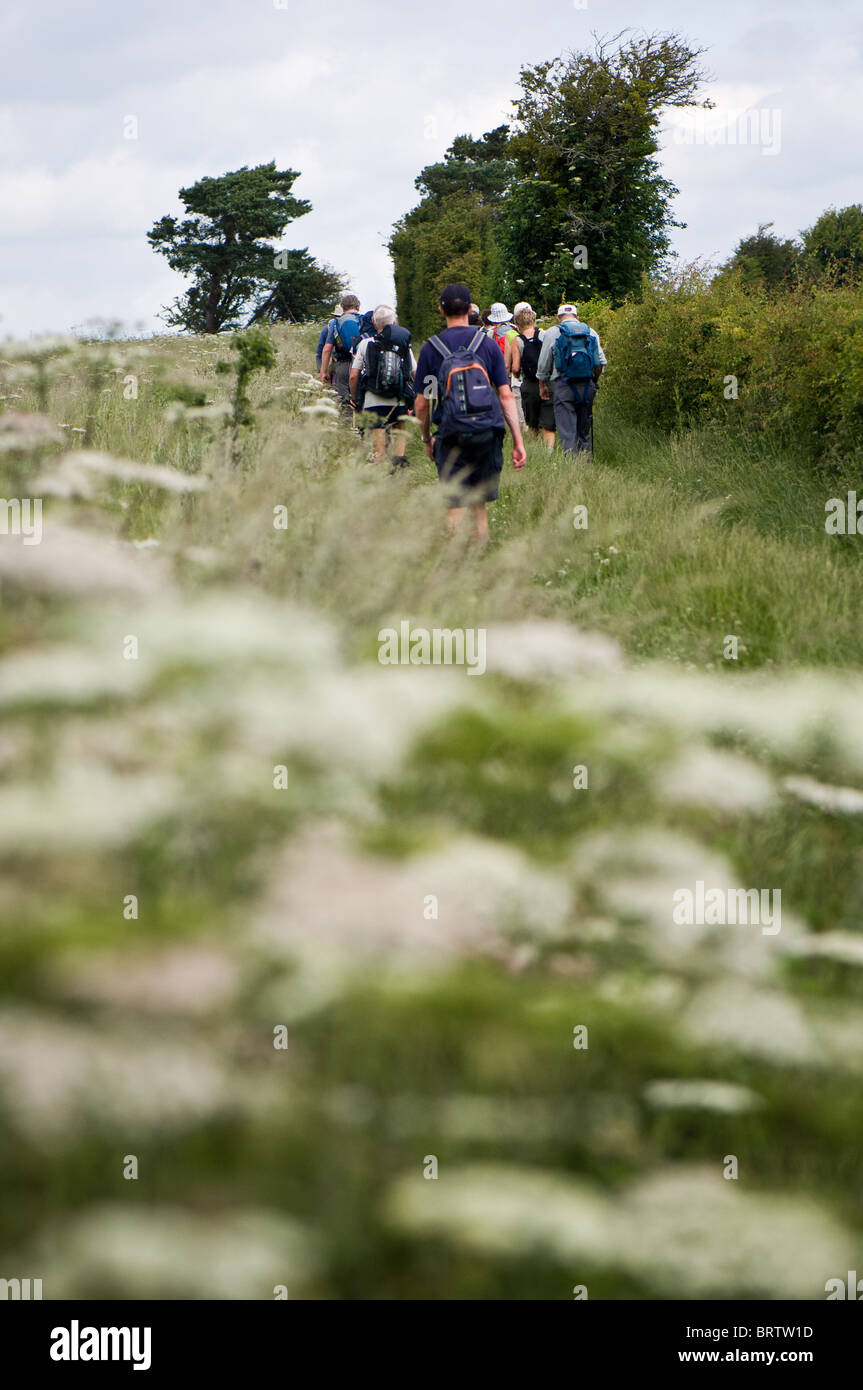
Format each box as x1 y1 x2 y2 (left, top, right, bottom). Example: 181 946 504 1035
517 330 543 382
363 325 414 402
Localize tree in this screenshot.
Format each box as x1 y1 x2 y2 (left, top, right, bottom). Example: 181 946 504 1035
719 223 801 292
148 163 312 333
503 33 713 311
801 205 863 285
390 195 503 341
389 128 513 337
414 126 513 203
247 249 346 325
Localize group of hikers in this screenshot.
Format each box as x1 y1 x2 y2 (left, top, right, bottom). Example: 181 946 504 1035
317 284 606 542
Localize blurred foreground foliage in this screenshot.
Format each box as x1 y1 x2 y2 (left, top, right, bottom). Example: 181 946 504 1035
0 324 862 1299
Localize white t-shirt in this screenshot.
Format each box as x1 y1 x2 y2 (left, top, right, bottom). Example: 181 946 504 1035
353 336 417 409
511 327 544 384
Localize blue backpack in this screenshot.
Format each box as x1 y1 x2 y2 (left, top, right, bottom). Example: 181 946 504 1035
553 320 600 381
428 329 505 441
332 313 362 361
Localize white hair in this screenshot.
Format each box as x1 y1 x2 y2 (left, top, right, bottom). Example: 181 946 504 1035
372 304 396 330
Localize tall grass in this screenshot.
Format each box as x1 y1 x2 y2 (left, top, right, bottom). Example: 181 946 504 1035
0 323 862 1300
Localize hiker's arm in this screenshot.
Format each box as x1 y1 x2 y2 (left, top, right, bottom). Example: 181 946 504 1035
510 339 521 376
349 368 361 405
320 343 333 383
415 393 434 460
593 333 606 383
505 337 516 376
498 385 526 469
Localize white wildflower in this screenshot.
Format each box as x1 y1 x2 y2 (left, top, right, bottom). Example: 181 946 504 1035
0 646 147 708
27 1205 319 1299
57 450 208 493
681 982 819 1064
657 746 775 813
47 945 241 1015
0 764 179 851
0 1010 230 1140
385 1161 852 1298
484 621 623 680
783 775 863 815
0 521 168 596
250 826 571 980
788 931 863 968
643 1079 763 1114
0 412 62 452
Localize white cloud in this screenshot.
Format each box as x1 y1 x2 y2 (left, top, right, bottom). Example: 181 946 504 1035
1 0 861 335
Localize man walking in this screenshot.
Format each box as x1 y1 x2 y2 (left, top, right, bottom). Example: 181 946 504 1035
350 305 416 470
320 293 362 420
536 303 606 455
414 284 525 546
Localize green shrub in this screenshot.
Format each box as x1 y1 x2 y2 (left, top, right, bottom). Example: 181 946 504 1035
598 269 863 464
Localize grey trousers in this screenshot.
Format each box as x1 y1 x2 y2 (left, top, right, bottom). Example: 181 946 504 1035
552 379 597 454
331 360 354 421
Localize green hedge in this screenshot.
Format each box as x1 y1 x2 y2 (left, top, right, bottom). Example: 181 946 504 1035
570 271 863 463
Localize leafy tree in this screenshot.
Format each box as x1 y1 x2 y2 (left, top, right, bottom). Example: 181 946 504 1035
391 195 503 340
503 33 713 312
414 126 513 203
801 205 863 285
389 128 513 338
247 249 346 325
718 223 801 292
148 163 312 333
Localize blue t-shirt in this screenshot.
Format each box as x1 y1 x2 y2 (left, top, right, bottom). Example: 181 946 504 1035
414 327 509 428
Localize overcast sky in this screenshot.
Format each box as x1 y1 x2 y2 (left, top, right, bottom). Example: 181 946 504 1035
1 0 860 337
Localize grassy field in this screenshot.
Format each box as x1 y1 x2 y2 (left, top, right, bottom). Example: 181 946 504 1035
0 322 862 1299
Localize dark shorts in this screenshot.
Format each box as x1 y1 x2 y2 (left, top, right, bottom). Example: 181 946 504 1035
363 403 409 429
520 378 556 432
434 430 504 507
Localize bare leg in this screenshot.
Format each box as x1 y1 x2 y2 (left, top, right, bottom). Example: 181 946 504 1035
447 505 468 536
542 429 556 450
471 504 489 547
372 429 388 462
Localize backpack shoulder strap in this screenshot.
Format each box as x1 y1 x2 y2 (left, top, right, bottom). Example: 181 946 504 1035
468 329 487 354
428 335 452 362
